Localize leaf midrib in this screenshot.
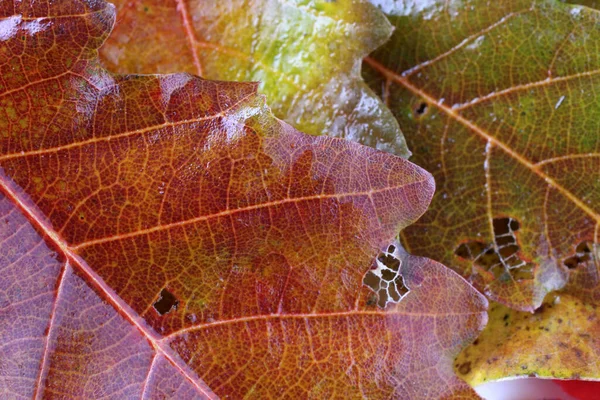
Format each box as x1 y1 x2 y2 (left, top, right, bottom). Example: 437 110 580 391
163 307 488 343
364 57 600 225
0 175 216 399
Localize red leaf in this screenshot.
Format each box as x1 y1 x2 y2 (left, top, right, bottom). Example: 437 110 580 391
0 0 486 397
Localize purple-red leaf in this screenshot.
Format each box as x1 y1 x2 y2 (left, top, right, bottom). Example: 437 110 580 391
0 0 486 398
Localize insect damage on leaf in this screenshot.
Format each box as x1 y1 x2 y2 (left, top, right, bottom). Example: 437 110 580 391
153 288 179 315
364 242 410 308
364 0 598 312
0 0 490 398
365 0 600 388
564 241 593 269
454 217 534 281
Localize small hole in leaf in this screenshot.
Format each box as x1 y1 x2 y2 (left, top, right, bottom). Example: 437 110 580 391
415 102 428 116
493 218 510 235
455 243 472 259
377 253 400 272
455 217 532 280
377 290 389 308
509 219 520 231
363 250 408 308
496 235 516 247
576 242 591 254
564 256 579 269
394 275 409 297
499 244 519 259
153 288 179 315
381 268 396 282
363 271 380 290
564 241 593 269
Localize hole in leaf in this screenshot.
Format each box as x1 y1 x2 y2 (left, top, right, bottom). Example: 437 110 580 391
493 217 519 236
577 242 591 254
510 219 520 232
377 253 400 273
454 217 531 280
564 241 593 269
364 246 409 308
153 288 179 315
415 102 428 116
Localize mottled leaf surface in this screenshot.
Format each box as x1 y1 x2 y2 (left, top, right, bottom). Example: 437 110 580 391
365 0 600 311
99 0 410 157
0 0 487 398
456 238 600 385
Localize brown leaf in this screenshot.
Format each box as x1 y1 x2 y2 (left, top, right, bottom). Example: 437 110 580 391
0 0 486 398
364 0 600 311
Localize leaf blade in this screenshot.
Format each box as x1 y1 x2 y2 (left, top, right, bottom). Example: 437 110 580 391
365 0 600 311
98 0 411 156
0 0 486 397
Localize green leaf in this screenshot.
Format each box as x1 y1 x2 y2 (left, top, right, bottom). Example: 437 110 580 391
99 0 410 157
365 0 599 312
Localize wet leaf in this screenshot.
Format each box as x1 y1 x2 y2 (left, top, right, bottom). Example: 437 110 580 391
365 0 600 311
0 0 487 398
98 0 410 157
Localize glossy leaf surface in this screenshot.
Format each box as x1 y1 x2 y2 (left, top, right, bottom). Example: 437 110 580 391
365 0 600 311
99 0 410 157
0 0 487 398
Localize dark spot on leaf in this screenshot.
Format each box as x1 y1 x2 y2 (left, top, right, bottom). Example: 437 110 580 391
458 362 472 375
455 243 471 258
564 241 593 269
415 102 428 116
153 288 179 315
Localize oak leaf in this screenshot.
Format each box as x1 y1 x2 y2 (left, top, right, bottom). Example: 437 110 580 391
0 0 487 398
364 0 600 389
365 0 600 312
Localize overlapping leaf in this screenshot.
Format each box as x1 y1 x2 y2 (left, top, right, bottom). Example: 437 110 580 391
455 222 600 385
0 0 487 398
365 0 600 312
98 0 410 157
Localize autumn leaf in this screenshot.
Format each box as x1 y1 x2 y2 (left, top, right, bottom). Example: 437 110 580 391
0 0 487 398
98 0 410 157
455 292 600 386
455 211 600 386
364 0 600 312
